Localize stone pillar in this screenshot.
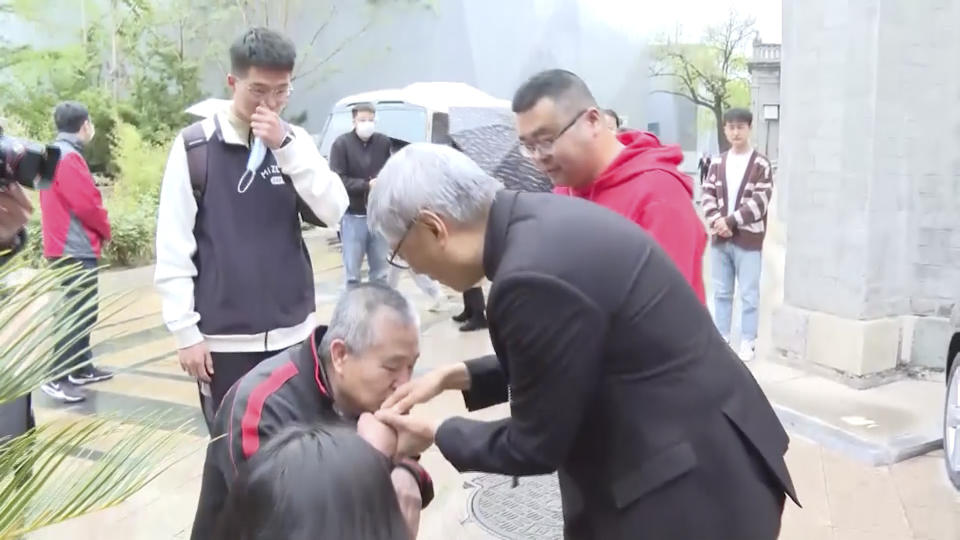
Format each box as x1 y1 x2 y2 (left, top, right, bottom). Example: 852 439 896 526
772 0 960 387
748 41 781 164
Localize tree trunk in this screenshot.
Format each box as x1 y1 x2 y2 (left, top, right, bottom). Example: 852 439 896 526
714 106 729 153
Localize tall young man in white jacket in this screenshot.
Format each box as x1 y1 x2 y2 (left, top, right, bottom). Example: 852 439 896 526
155 27 348 416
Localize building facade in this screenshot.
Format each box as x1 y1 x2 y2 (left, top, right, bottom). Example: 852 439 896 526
748 39 781 164
772 0 960 384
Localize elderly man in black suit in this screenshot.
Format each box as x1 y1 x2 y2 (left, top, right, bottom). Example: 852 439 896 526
367 143 798 540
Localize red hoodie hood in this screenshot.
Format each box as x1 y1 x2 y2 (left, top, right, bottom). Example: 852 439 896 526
562 130 692 200
554 130 707 304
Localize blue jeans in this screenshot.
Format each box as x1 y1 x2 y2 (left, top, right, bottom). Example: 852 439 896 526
340 214 389 287
711 242 761 343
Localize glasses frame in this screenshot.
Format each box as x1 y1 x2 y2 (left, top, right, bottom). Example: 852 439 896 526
519 109 588 158
245 82 294 101
386 219 417 270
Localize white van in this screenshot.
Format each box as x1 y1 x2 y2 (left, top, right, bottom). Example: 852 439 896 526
315 82 511 158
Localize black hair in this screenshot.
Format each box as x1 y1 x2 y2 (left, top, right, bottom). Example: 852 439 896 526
603 108 621 128
215 424 408 540
53 101 89 133
229 27 297 76
511 69 597 114
723 108 753 127
352 102 377 118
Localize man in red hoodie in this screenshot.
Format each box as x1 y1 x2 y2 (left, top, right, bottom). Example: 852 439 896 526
38 101 113 404
512 70 706 302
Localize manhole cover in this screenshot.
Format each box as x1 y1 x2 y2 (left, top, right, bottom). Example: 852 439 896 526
465 473 563 539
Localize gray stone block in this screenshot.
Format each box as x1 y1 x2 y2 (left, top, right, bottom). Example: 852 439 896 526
902 316 952 370
771 305 809 363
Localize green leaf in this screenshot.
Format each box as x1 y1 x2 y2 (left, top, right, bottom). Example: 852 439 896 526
0 261 201 535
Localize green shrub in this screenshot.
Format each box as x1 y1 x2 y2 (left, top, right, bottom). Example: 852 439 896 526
102 196 156 267
100 121 167 267
110 121 167 203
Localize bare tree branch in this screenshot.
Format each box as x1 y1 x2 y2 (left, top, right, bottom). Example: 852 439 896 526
308 3 337 47
294 19 373 81
650 89 713 108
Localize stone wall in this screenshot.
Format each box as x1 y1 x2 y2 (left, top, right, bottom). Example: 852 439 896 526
773 0 960 380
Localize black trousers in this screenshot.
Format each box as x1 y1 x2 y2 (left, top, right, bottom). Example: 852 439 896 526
463 286 486 322
50 257 99 381
197 349 281 434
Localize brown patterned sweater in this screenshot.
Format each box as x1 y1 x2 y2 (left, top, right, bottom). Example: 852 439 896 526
700 150 774 251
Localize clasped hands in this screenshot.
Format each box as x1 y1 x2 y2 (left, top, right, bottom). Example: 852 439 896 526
360 364 455 461
711 217 734 238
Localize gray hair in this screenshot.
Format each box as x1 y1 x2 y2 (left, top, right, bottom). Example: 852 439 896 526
318 284 419 365
367 143 503 246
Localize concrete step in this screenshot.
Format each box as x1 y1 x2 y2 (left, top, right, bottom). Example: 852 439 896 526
749 361 945 466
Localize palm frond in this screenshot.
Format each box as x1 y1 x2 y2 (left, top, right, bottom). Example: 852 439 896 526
0 258 132 403
0 257 201 536
0 413 200 537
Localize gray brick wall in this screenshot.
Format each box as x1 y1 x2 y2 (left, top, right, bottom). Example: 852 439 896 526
780 0 960 322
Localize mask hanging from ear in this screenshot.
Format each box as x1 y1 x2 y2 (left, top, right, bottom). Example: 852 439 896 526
237 137 268 194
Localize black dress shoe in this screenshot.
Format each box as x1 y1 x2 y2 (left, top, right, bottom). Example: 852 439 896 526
452 310 472 323
459 318 488 332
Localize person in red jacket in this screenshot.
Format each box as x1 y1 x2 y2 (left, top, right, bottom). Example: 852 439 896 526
38 101 113 403
512 70 706 303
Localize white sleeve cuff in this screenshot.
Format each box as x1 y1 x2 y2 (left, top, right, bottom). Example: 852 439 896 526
173 325 204 350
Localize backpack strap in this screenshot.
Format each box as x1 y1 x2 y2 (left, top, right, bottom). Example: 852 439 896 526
182 121 209 203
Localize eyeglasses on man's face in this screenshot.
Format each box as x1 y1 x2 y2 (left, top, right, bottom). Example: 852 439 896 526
386 219 417 270
245 82 293 101
519 109 588 159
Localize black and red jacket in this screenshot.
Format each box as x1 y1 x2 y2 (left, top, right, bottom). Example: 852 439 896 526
190 326 434 539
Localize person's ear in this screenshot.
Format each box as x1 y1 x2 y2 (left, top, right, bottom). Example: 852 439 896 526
330 339 349 375
227 73 238 92
418 210 449 246
586 108 605 131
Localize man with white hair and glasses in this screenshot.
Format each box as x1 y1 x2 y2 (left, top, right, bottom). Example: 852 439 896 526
367 143 798 540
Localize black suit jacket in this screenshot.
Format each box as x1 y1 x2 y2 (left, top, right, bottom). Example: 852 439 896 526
435 190 798 540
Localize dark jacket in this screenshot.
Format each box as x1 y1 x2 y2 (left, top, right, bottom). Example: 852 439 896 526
328 131 391 215
434 190 797 540
190 118 316 341
190 326 434 540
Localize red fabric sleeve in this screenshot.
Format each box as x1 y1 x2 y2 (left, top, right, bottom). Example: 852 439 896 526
631 182 707 303
56 154 111 241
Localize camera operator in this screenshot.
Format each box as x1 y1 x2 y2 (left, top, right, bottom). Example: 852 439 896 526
0 125 60 450
0 178 33 452
0 182 31 265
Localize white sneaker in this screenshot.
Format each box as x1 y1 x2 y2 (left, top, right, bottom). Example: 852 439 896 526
739 341 756 362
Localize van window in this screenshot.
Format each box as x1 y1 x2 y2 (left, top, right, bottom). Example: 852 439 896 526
318 103 428 157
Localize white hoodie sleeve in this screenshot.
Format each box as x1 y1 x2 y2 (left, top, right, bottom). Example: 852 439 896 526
273 126 349 226
154 133 203 349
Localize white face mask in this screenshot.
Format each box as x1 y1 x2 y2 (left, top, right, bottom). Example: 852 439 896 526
356 121 375 141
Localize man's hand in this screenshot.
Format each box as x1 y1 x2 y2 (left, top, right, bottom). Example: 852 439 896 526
178 341 213 382
374 410 439 457
390 467 422 540
357 412 398 458
0 183 32 247
381 363 470 414
712 218 733 238
250 105 288 150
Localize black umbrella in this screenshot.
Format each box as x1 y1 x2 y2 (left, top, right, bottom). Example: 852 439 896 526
449 123 553 193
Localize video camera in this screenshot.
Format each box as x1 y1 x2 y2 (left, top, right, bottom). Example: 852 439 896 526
0 126 60 190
